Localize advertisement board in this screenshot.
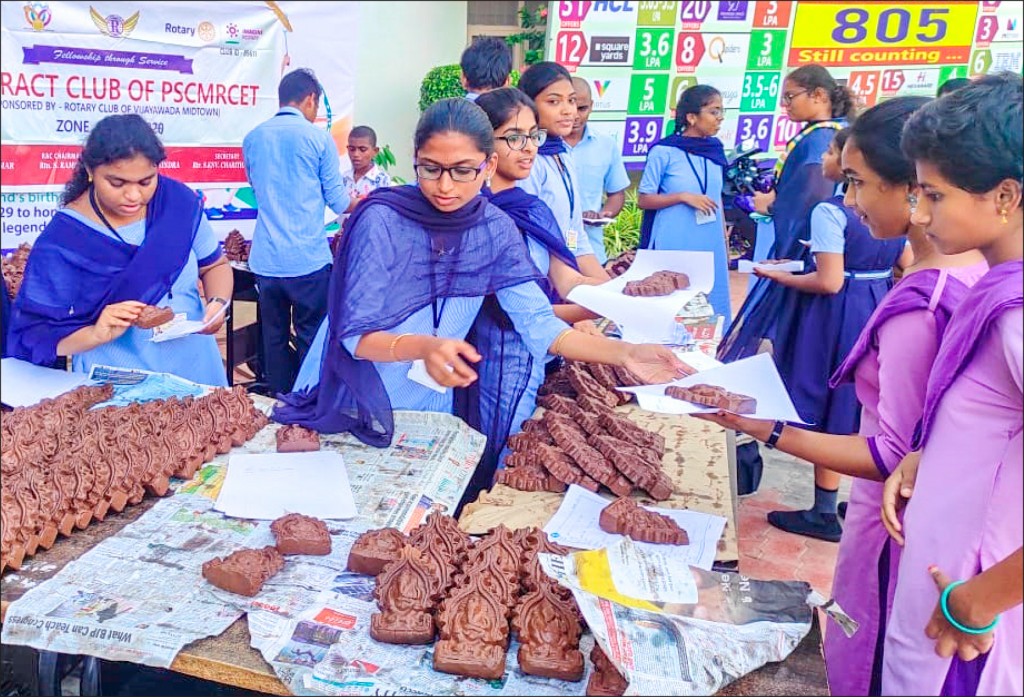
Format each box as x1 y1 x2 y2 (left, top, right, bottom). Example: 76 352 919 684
1 1 357 249
545 0 1023 167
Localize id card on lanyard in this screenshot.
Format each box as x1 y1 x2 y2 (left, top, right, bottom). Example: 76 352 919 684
553 154 581 251
407 283 451 393
685 152 716 225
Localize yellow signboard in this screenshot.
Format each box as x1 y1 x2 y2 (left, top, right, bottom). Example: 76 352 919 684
789 2 980 67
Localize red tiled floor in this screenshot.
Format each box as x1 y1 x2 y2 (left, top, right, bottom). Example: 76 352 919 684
728 270 845 598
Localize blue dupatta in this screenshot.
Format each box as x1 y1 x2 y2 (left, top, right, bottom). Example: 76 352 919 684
273 186 545 455
8 175 203 366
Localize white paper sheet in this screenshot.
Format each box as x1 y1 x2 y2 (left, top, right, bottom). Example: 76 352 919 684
149 303 228 343
0 358 93 408
671 348 723 373
214 451 357 520
737 259 805 274
543 485 726 570
606 537 699 604
568 250 715 344
620 352 809 423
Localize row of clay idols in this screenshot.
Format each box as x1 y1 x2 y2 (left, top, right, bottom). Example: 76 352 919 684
0 384 269 574
351 518 585 682
1 242 30 299
202 514 332 597
499 393 672 502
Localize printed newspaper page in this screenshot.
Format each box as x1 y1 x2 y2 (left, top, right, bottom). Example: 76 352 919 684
246 528 593 696
2 408 486 667
537 541 845 696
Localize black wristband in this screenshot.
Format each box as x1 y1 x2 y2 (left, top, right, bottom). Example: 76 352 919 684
765 420 786 449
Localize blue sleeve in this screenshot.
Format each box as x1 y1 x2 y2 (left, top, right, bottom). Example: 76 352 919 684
604 143 631 194
809 202 847 254
341 334 363 357
518 165 544 198
193 215 222 267
319 132 351 215
638 147 668 194
495 282 569 358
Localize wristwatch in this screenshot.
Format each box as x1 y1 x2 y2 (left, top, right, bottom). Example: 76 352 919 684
207 296 230 308
765 420 786 449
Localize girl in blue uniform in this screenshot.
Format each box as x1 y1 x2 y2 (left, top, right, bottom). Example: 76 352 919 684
638 84 732 324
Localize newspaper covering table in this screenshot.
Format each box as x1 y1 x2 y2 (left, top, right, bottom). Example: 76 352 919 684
0 408 486 667
245 529 596 697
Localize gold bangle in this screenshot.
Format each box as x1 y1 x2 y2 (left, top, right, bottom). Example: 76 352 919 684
389 333 412 361
550 328 573 357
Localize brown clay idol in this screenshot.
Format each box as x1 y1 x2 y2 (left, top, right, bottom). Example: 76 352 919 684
433 578 510 681
665 384 757 414
513 582 584 681
598 497 689 545
202 546 285 597
587 645 628 696
347 527 407 576
275 424 321 453
134 305 175 329
371 545 439 644
271 513 331 555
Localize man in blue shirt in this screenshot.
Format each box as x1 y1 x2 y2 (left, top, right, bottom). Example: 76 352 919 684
460 36 512 101
243 68 350 393
564 77 631 264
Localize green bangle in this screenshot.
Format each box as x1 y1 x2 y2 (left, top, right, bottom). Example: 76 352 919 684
940 580 999 635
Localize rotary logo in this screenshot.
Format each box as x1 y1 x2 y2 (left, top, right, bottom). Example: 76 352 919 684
89 5 140 38
23 2 52 31
197 20 216 42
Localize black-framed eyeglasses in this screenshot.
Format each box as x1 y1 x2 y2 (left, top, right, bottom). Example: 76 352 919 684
496 129 548 151
413 160 488 182
781 89 808 105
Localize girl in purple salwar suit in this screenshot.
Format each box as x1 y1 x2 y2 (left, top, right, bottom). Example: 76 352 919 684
881 73 1022 697
695 97 988 695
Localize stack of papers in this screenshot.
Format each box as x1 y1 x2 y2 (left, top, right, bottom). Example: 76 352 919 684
737 260 805 274
215 451 357 520
568 250 715 344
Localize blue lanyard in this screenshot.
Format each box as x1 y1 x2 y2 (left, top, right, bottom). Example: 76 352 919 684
552 154 576 219
684 152 708 195
431 297 448 337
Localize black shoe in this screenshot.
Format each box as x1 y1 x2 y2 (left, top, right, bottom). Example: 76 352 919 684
837 501 848 520
767 509 842 543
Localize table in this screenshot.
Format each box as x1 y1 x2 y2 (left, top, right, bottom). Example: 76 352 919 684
2 423 826 696
2 514 827 696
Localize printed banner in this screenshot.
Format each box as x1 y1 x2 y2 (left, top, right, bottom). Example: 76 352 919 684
1 1 357 249
545 0 1024 168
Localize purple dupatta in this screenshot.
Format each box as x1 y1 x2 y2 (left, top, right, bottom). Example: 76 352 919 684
915 259 1023 448
830 268 969 388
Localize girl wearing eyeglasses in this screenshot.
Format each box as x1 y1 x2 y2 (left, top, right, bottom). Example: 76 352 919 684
277 98 691 504
517 62 611 285
637 84 732 325
718 64 856 495
474 87 609 468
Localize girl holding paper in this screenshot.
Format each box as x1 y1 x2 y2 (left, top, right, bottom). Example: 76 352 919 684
695 95 985 696
637 84 732 324
8 115 231 386
280 99 690 503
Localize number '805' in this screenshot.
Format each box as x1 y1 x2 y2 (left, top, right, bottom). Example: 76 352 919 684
832 7 948 44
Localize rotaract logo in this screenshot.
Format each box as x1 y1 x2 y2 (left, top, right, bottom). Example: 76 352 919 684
23 2 52 31
89 5 140 39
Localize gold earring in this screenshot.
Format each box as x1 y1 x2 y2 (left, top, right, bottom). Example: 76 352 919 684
1000 209 1009 224
88 173 93 183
